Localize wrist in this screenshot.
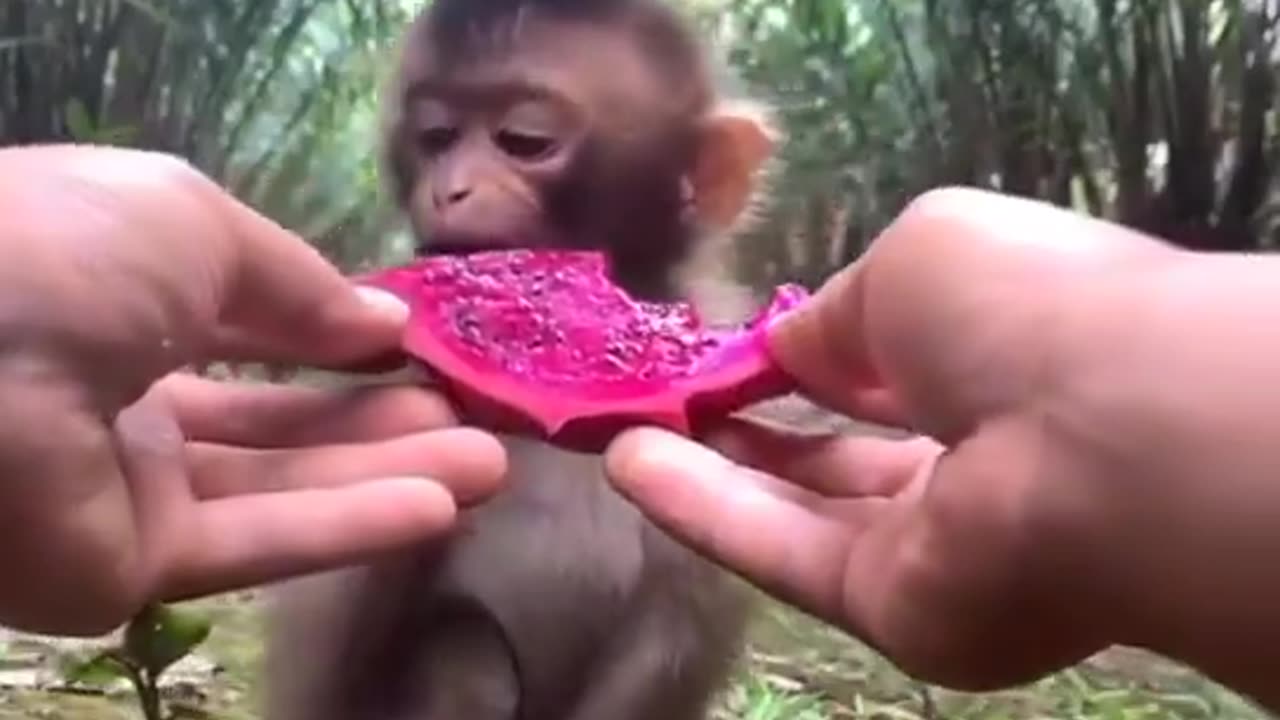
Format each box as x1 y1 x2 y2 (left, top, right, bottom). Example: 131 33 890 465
1043 250 1280 703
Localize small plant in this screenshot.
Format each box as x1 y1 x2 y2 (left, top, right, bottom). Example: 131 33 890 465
57 603 213 720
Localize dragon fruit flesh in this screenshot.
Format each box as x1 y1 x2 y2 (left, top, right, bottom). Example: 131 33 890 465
357 249 809 453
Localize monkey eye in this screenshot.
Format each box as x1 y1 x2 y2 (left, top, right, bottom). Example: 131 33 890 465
494 129 558 161
418 127 458 155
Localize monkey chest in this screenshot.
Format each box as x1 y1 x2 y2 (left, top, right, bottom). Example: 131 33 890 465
431 440 651 631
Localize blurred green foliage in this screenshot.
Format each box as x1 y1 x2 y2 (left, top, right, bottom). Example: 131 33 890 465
3 0 1277 290
1 0 421 269
689 0 1280 289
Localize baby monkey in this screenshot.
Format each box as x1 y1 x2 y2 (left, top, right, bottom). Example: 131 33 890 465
265 1 779 719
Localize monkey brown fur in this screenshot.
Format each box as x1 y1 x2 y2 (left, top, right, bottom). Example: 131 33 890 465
264 2 779 719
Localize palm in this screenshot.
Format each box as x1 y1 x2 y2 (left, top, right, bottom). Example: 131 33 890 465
0 370 504 635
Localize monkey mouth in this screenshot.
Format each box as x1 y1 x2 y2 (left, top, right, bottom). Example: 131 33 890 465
417 238 526 257
417 230 569 258
420 242 503 257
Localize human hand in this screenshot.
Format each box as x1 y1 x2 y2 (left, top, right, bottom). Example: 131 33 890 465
0 145 507 636
604 188 1182 690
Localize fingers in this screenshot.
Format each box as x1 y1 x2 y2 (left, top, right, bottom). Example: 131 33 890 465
7 145 408 371
769 188 1181 440
205 186 410 368
158 478 459 603
768 261 909 428
705 416 944 498
158 374 459 448
118 380 507 615
604 427 867 619
186 427 508 506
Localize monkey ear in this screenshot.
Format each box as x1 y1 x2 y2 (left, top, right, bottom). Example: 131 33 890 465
689 101 778 229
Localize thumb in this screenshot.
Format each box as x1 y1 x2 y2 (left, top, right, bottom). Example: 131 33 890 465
604 427 860 621
769 260 907 428
207 191 410 368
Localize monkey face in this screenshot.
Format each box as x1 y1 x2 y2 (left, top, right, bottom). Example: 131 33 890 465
403 90 591 256
384 4 776 299
388 15 706 266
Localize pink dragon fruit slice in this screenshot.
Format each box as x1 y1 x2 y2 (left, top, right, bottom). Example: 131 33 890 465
358 249 808 453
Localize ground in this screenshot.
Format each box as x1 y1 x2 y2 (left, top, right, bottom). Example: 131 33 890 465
0 591 1268 720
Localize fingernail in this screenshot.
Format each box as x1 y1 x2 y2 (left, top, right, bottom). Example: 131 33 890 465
356 286 410 324
762 304 807 357
608 427 727 482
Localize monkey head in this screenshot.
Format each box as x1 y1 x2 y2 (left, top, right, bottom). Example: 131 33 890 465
382 0 777 297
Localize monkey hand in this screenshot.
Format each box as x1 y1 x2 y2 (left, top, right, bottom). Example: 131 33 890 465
605 188 1278 697
0 145 507 636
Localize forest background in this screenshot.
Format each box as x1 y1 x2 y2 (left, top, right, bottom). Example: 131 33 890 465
1 1 1278 719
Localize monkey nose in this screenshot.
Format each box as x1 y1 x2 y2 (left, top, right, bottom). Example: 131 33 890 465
435 186 473 209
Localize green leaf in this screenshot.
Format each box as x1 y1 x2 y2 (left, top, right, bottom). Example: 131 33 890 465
123 604 213 678
58 649 131 689
64 99 95 141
